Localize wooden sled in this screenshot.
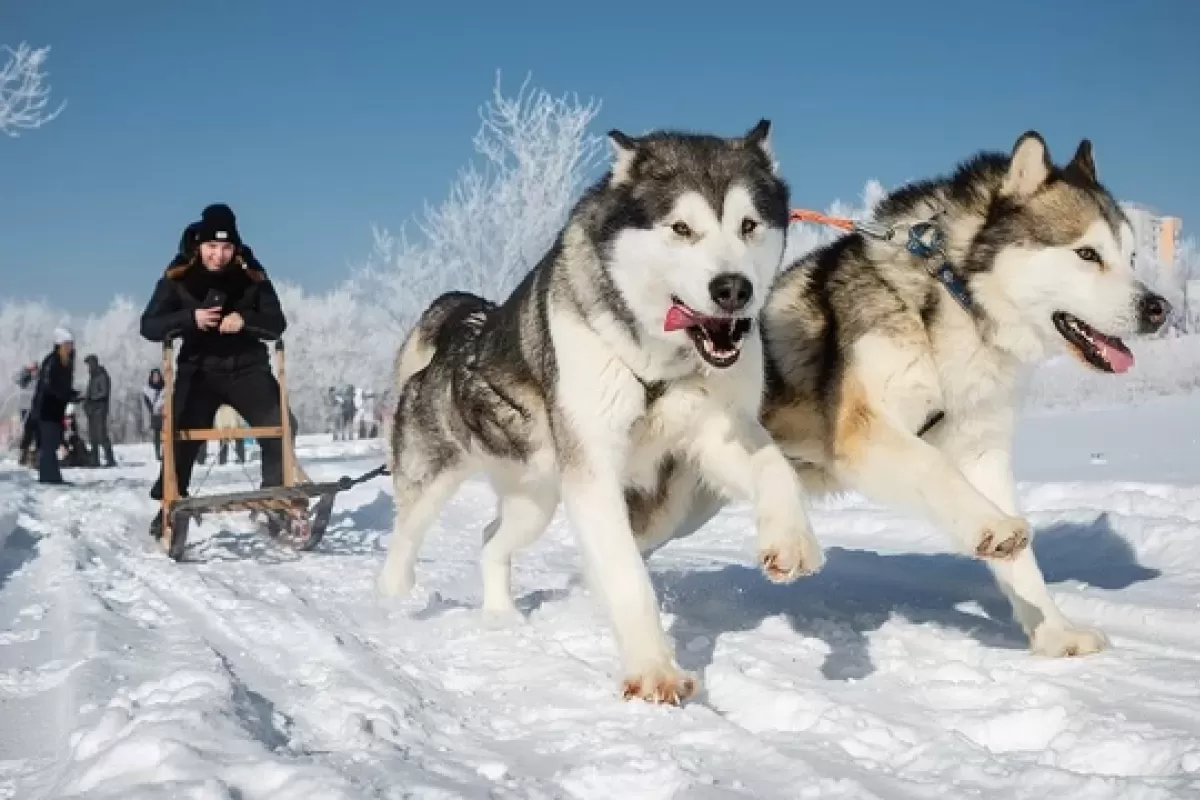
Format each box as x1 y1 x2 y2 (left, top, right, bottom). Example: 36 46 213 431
155 335 386 561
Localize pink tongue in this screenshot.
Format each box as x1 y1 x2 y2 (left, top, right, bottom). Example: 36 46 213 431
1097 339 1135 374
664 304 699 332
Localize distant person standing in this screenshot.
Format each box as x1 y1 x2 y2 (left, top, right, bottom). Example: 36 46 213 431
13 362 39 466
355 387 378 439
143 368 166 460
33 328 78 485
82 354 117 467
339 384 356 440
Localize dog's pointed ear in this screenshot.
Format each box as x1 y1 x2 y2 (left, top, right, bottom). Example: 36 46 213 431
1064 139 1097 184
742 118 776 166
608 129 639 185
744 119 771 148
1002 131 1052 198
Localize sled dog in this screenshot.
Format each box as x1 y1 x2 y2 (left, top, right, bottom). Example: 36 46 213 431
377 120 824 703
631 131 1171 658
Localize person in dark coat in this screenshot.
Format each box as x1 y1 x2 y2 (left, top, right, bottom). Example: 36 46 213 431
82 354 117 467
142 368 166 460
33 328 79 485
139 203 288 535
14 362 40 466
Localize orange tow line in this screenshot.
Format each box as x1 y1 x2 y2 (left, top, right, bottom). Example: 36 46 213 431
788 208 857 231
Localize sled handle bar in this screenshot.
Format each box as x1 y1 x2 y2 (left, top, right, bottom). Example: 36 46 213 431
159 327 286 350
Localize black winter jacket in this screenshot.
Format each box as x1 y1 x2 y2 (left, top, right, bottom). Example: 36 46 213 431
34 350 76 423
140 247 287 370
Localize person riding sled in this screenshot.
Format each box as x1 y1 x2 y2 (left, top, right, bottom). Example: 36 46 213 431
139 202 288 538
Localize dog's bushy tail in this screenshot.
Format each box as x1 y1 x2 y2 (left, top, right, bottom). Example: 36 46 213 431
385 291 495 472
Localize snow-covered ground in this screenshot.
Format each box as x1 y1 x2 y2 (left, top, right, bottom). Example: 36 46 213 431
2 396 1199 799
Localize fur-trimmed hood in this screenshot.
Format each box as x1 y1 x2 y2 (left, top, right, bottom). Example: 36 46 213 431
163 244 268 284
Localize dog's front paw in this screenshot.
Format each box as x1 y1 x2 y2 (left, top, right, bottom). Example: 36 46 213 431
758 530 824 583
621 666 698 706
1031 624 1109 657
973 516 1030 561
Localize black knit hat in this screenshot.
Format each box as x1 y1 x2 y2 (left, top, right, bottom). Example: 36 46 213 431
193 203 242 247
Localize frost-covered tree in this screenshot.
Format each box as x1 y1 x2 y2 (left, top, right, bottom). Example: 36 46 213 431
0 42 64 137
270 280 395 434
356 73 606 335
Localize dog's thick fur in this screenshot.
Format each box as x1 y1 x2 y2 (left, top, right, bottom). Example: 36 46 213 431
377 121 823 703
630 131 1171 658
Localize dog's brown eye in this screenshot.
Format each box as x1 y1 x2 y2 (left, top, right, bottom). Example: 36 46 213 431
1074 246 1102 263
671 221 693 238
741 218 758 236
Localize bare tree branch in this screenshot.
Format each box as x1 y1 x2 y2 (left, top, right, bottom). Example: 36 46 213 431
0 42 65 137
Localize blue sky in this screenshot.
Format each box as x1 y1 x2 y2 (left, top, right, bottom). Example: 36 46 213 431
1 0 1197 313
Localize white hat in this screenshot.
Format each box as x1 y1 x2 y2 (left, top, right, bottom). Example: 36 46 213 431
53 327 74 345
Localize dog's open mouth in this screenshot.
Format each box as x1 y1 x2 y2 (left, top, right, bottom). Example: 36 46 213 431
1052 311 1134 374
664 297 752 368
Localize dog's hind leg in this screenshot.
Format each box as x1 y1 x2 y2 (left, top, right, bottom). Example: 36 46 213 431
376 460 468 599
955 445 1108 656
634 473 725 560
480 481 559 616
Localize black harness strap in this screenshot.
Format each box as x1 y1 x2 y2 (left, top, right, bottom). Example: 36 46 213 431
915 409 946 439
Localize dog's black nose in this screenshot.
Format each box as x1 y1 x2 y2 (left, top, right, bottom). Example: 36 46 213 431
709 273 754 314
1138 292 1171 333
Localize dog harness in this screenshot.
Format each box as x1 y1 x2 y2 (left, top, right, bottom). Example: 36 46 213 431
903 221 975 314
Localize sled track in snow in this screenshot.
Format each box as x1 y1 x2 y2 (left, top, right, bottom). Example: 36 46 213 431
2 433 1200 798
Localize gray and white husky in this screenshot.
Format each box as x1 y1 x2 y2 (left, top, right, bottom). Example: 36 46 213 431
377 120 823 703
630 131 1172 659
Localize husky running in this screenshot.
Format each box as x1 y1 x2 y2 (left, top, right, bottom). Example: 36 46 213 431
377 120 823 703
629 131 1171 660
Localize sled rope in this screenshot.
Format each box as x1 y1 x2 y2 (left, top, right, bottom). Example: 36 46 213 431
790 208 976 314
788 209 858 232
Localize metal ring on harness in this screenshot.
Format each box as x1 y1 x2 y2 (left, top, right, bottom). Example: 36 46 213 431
906 221 946 259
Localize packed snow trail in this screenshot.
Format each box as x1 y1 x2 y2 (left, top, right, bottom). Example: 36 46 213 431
1 398 1200 799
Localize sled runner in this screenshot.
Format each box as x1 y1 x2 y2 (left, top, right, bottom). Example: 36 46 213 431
155 334 388 561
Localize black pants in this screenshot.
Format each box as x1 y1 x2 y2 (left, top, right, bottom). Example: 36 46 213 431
150 362 284 500
86 405 116 466
38 420 63 483
19 409 39 453
150 415 163 460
